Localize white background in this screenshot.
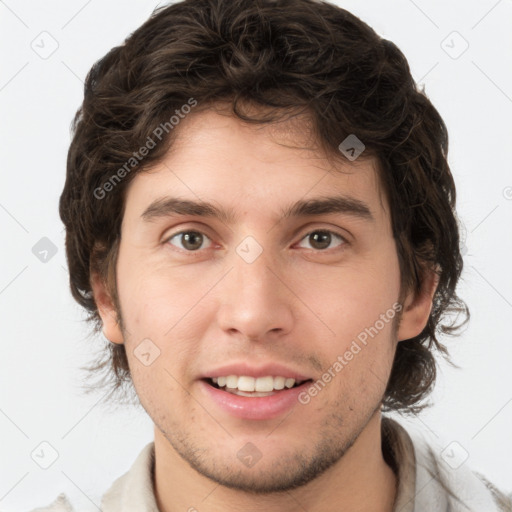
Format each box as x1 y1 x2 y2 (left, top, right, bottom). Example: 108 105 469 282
1 0 511 510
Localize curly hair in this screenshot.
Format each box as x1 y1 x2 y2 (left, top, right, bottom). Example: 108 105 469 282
59 0 469 413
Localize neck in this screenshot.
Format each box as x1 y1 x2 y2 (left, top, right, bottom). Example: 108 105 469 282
153 411 397 512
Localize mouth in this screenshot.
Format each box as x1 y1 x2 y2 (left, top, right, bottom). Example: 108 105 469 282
198 368 315 419
202 376 313 397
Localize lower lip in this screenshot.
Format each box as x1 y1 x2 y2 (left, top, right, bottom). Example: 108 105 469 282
198 379 312 420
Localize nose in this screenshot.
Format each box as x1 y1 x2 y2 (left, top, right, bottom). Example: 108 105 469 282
215 243 295 341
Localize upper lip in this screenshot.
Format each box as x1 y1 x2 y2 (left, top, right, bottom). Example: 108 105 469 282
200 362 312 382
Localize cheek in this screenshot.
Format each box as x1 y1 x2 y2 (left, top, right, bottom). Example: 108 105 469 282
317 317 397 417
300 257 400 336
117 256 183 330
299 252 400 391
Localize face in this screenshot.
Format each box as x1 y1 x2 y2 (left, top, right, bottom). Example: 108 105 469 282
94 107 435 493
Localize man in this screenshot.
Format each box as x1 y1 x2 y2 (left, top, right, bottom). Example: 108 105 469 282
37 0 511 510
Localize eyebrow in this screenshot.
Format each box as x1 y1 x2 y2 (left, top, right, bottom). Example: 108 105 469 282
141 195 375 224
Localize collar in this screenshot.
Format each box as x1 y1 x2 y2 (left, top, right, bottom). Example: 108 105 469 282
101 441 160 512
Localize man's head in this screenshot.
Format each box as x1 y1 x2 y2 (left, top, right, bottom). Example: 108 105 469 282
60 0 468 430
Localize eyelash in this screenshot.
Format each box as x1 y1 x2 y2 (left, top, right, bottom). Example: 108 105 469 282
164 228 348 254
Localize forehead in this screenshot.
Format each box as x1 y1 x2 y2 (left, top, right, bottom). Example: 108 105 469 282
124 107 390 224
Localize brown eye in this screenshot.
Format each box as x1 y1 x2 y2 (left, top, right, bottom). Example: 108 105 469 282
168 231 211 251
297 230 346 251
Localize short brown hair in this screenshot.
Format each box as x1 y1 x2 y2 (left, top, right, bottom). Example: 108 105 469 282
60 0 468 413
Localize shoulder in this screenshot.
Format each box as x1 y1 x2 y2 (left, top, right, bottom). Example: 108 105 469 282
28 442 156 512
28 493 75 512
475 472 512 512
406 424 512 511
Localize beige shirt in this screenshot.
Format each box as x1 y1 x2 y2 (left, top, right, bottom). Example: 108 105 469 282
31 416 512 512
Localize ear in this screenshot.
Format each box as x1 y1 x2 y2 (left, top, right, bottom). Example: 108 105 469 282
396 266 440 342
90 272 124 345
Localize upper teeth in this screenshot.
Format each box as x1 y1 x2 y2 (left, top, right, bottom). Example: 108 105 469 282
212 375 301 392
